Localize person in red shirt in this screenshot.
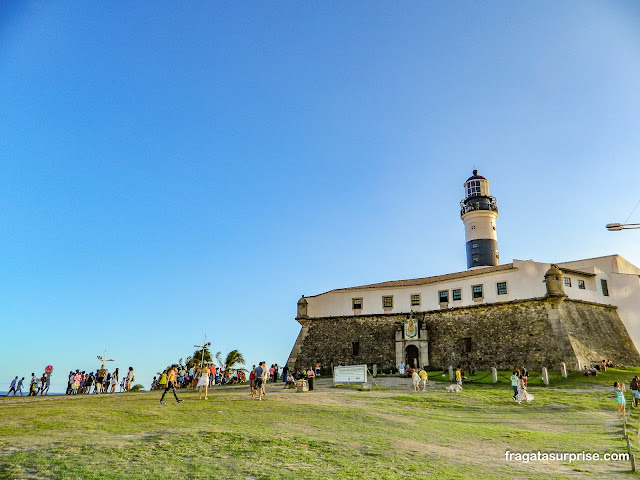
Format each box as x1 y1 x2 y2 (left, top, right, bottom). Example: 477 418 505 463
249 365 257 399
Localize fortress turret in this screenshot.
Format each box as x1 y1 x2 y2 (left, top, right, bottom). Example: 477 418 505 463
460 170 499 269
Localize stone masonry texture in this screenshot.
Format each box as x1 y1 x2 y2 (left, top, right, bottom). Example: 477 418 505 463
292 315 398 373
289 298 640 371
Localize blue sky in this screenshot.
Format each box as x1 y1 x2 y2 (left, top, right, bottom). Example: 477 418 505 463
1 2 639 392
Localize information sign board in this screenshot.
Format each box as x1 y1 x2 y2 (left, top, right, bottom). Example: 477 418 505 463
333 364 367 384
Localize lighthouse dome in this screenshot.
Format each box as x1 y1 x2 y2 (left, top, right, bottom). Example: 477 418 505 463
465 169 486 182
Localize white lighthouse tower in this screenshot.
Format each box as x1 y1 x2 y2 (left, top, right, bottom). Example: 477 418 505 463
460 170 499 269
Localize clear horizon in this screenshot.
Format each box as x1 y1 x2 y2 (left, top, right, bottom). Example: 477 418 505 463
1 2 640 393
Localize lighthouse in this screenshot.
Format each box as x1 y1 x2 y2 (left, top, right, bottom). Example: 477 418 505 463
460 170 499 269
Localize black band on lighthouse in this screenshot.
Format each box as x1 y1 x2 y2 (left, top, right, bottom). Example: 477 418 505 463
466 239 498 269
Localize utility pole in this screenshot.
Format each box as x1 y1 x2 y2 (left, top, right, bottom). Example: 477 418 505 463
97 348 115 367
194 334 212 368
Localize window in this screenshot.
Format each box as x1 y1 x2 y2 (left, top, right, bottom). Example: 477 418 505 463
564 277 571 288
462 337 472 353
352 298 363 310
472 254 479 263
497 282 507 295
439 290 449 303
452 289 461 301
466 180 481 196
578 279 585 290
382 296 393 308
472 285 483 299
601 279 609 296
352 342 359 356
471 225 476 230
411 294 420 306
472 243 478 249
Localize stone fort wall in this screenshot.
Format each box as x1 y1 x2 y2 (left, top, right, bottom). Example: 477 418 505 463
288 298 640 371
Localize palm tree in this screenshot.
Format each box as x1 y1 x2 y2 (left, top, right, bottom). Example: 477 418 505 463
215 350 246 374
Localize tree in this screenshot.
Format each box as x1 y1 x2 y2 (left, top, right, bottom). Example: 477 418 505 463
215 350 246 374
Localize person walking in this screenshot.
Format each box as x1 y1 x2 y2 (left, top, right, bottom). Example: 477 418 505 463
261 362 268 397
110 368 119 393
197 365 210 400
73 371 82 395
630 376 640 408
281 364 288 383
97 364 108 394
7 377 18 396
66 371 74 395
516 375 534 403
306 366 315 391
35 375 43 395
418 367 428 391
455 366 462 389
16 377 24 396
411 369 420 391
126 367 135 392
159 370 167 391
510 370 521 404
209 363 216 386
159 366 183 405
41 372 50 395
29 373 37 396
254 362 264 401
249 365 257 399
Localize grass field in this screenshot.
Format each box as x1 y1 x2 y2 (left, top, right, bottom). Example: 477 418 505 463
1 368 640 479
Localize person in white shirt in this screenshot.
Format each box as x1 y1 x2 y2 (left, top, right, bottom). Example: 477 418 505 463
7 377 18 396
126 367 135 392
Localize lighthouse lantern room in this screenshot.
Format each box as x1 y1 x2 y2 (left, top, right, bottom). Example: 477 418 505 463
460 170 499 269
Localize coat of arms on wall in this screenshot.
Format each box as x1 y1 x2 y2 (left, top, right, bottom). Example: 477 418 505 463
404 317 418 339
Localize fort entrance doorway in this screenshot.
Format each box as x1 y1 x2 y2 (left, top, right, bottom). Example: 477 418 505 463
405 345 419 369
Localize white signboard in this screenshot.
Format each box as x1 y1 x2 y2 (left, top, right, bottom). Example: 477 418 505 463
333 364 367 384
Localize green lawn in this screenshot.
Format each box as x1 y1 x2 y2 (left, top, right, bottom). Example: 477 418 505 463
1 368 639 479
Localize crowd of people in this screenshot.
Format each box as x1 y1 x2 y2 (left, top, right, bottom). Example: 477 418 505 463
12 358 638 422
401 361 536 404
65 366 135 395
151 363 251 391
247 363 318 400
151 362 300 393
4 366 132 396
153 361 301 403
6 370 52 396
583 359 618 376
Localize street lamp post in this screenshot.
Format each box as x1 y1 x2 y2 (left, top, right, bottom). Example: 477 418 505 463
194 334 212 368
606 223 640 231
